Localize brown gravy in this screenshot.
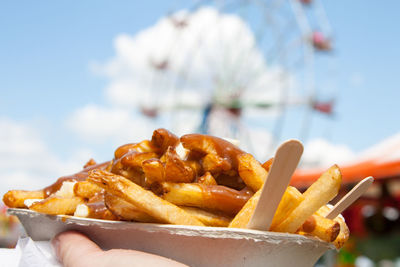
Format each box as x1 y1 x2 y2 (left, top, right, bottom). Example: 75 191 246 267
43 161 110 197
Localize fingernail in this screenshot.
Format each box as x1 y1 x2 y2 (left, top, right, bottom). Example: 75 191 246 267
51 235 61 260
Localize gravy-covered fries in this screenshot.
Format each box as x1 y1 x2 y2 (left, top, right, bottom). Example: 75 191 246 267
2 128 351 248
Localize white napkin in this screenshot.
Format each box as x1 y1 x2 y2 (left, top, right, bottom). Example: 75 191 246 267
16 237 61 267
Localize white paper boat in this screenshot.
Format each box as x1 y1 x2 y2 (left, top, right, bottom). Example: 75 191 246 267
8 208 334 267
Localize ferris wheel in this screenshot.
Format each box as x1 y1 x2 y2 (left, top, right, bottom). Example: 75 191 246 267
136 0 336 160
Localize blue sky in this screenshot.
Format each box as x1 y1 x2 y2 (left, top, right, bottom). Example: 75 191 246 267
0 0 399 193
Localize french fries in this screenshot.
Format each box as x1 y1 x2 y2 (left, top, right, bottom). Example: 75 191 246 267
274 165 342 234
269 186 304 230
317 205 350 248
29 196 84 215
229 186 303 229
181 207 232 227
164 147 195 183
197 172 217 186
298 214 340 243
73 181 103 199
103 193 157 223
104 192 232 226
228 189 261 228
3 128 353 249
142 158 165 184
3 190 45 208
88 170 204 226
237 153 268 191
160 182 251 215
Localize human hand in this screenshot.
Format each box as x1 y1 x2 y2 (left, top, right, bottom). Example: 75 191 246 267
52 231 189 267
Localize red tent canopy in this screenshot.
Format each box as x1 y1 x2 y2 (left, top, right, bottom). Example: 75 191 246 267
291 134 400 188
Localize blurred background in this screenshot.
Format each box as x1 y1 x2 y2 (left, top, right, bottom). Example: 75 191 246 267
1 0 399 266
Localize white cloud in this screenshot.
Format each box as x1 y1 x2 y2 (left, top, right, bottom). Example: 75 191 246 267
95 7 290 111
0 118 93 197
66 104 155 145
301 138 356 169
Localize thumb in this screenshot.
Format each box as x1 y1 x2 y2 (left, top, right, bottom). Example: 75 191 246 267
52 231 101 266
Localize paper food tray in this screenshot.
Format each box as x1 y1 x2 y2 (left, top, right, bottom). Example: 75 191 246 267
8 208 334 267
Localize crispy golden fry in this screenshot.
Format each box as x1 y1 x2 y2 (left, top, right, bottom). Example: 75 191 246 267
180 134 244 174
29 196 84 215
202 153 231 173
261 157 273 172
111 159 146 186
298 214 340 243
228 189 261 228
237 153 268 191
164 147 195 183
160 182 251 215
229 186 303 229
332 215 349 248
142 158 165 184
121 152 158 169
3 190 45 208
275 165 342 233
151 128 180 155
197 172 217 186
181 207 232 227
114 140 157 159
88 170 204 226
270 186 304 230
104 193 157 223
185 160 202 177
317 205 350 248
73 181 103 199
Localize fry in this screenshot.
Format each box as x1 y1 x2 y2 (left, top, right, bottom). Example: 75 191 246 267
228 189 261 228
142 158 165 184
181 207 232 227
270 186 304 230
73 181 103 199
180 133 244 173
29 196 84 215
237 153 268 191
164 147 195 183
197 172 217 185
88 170 204 226
104 193 157 223
114 140 157 159
151 128 179 155
3 190 45 208
275 165 342 233
202 153 231 173
229 186 303 229
317 205 350 248
262 157 274 172
332 216 349 248
298 214 340 243
160 182 251 215
121 152 158 169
